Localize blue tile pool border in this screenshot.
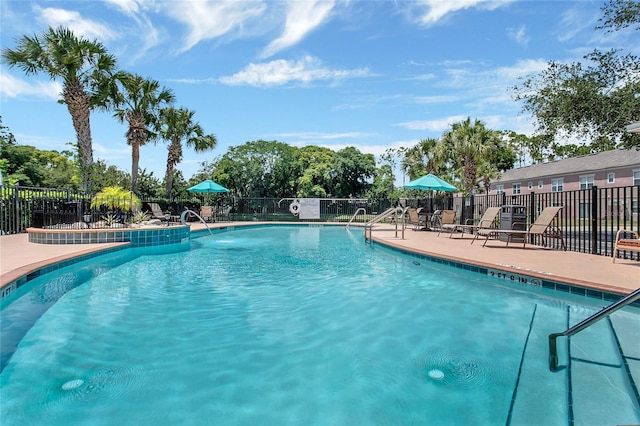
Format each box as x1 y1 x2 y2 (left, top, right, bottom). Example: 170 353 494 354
27 225 190 247
371 237 638 307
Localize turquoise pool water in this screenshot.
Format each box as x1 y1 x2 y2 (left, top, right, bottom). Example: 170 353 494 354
1 226 639 425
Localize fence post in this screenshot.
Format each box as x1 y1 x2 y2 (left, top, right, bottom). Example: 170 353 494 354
13 185 19 234
528 191 536 224
591 186 598 255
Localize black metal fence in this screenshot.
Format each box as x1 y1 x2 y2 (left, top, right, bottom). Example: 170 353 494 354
1 184 638 259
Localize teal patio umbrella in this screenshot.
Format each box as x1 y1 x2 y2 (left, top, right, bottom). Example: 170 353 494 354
187 179 229 205
405 173 456 214
404 174 456 192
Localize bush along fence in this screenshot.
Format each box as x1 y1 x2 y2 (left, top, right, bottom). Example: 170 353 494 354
0 184 638 259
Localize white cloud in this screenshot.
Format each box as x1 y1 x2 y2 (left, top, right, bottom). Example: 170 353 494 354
394 115 468 131
102 0 162 62
93 141 130 158
219 55 370 87
508 25 529 46
409 0 512 26
0 71 61 100
412 95 458 104
103 0 142 15
163 1 266 52
261 0 335 58
34 5 118 42
556 5 598 43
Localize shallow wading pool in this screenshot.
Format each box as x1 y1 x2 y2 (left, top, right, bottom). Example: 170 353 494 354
1 226 639 425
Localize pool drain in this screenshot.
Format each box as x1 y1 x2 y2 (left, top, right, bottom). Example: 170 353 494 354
428 369 444 380
61 379 84 391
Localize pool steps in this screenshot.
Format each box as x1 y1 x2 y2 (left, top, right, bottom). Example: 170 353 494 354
508 304 640 425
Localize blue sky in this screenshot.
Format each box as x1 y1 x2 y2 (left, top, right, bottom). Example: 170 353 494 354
0 0 630 183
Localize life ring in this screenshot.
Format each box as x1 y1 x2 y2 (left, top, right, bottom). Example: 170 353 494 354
289 199 301 215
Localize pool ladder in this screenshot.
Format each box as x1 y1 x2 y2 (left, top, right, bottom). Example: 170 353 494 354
548 287 640 371
362 207 408 243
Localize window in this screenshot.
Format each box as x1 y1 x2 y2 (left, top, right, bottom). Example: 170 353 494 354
579 174 594 190
607 172 615 184
634 169 640 186
551 178 564 193
579 203 591 219
512 183 521 195
528 181 533 190
496 184 504 195
538 180 543 189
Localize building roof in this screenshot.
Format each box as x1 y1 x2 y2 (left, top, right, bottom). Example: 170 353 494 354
495 148 640 183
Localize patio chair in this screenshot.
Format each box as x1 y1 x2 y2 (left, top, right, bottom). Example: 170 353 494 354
146 202 170 224
613 229 640 263
200 206 215 223
406 208 427 230
474 206 565 250
431 210 456 232
218 205 232 222
442 206 501 239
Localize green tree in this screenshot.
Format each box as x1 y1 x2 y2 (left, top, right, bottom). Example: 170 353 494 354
1 26 118 191
597 0 640 32
136 168 164 198
157 107 217 198
168 170 190 199
367 163 398 202
210 140 299 197
401 138 443 181
111 72 175 194
0 139 78 188
295 146 335 197
513 1 640 150
436 117 500 195
89 159 130 190
333 146 376 197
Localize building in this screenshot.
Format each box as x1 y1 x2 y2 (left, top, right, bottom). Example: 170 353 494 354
490 149 640 196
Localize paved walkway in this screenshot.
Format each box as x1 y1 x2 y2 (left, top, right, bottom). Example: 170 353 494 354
1 223 638 295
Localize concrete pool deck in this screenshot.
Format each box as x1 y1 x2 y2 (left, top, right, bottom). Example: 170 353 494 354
1 221 638 295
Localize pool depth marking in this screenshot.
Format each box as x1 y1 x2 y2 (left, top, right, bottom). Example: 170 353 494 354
486 268 542 287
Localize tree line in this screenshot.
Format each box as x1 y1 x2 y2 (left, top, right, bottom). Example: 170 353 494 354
1 0 638 200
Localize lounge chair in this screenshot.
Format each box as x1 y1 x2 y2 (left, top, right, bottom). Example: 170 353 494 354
431 210 456 232
406 208 426 230
474 206 565 250
613 229 640 263
200 206 215 223
442 206 501 239
147 202 170 224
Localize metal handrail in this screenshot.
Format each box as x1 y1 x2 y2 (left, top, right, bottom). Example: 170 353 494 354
364 207 405 241
346 207 367 228
548 287 640 371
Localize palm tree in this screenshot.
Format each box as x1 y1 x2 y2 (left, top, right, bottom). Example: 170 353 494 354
111 73 175 193
437 117 500 194
158 107 217 198
401 138 442 180
1 26 117 192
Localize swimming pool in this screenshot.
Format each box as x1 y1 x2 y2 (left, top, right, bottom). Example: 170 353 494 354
1 226 639 425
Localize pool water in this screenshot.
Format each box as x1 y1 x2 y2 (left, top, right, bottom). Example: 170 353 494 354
1 226 639 425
